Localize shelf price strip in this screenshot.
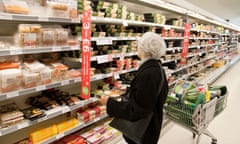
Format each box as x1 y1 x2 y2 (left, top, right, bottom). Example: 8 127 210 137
81 11 91 99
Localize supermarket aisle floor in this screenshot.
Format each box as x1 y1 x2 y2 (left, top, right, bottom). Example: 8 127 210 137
159 61 240 144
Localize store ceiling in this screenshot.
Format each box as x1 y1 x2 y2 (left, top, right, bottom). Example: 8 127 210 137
165 0 240 25
185 0 240 25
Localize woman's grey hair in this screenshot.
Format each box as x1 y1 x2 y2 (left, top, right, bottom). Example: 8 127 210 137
137 32 166 59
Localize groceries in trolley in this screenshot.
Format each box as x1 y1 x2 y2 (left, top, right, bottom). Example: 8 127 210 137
166 80 227 109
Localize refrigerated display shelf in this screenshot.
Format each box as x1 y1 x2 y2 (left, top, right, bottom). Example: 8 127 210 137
0 78 81 101
0 97 98 136
40 114 108 144
0 13 80 23
0 46 79 56
90 16 184 30
64 52 138 63
169 55 216 74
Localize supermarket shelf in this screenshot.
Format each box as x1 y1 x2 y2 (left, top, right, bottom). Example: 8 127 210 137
0 98 98 136
170 55 216 74
40 114 108 144
0 67 138 101
188 43 218 49
91 16 184 30
0 13 80 23
0 46 79 56
163 37 183 40
0 78 81 101
190 37 219 40
79 37 138 44
190 28 221 35
64 52 138 63
90 68 138 81
167 47 182 52
200 55 240 84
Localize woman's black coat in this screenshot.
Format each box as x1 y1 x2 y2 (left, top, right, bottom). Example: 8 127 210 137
107 59 169 144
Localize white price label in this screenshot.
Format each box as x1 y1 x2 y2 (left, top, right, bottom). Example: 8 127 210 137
10 49 22 55
62 107 70 113
17 122 29 129
74 78 81 83
123 20 128 26
0 131 2 136
113 72 120 80
56 133 65 139
97 55 110 64
120 53 125 60
7 91 18 98
38 116 48 122
164 26 171 30
36 85 46 91
0 13 12 20
52 47 61 52
96 38 112 45
38 17 48 21
61 80 70 86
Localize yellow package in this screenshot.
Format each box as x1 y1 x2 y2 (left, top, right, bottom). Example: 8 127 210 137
30 125 58 144
56 118 78 133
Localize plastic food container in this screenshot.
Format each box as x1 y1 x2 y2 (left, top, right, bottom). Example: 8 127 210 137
55 29 68 46
2 0 29 14
40 28 55 47
39 67 52 85
0 68 22 93
47 1 69 18
17 24 41 48
22 71 40 88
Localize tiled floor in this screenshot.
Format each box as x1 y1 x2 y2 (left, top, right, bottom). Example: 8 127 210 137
159 61 240 144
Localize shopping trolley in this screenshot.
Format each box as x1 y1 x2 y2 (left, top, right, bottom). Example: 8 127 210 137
164 91 228 144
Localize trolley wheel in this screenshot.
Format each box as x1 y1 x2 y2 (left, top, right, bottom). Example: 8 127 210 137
193 133 196 138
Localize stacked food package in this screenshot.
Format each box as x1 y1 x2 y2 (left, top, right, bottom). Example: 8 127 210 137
1 0 78 18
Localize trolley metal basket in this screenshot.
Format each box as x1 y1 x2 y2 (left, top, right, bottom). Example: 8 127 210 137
164 93 228 144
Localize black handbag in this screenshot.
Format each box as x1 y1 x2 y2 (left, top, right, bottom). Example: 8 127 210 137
110 66 165 144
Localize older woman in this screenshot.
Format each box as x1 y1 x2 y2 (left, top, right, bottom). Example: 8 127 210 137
100 32 168 144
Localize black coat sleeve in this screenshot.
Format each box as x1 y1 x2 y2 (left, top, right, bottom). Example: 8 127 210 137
106 69 161 121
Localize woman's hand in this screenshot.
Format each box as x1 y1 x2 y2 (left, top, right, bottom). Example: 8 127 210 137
99 96 109 105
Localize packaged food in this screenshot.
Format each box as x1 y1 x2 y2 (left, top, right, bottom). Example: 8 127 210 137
23 61 45 73
40 28 55 47
0 62 19 70
2 0 29 14
0 102 24 127
39 67 52 84
17 24 41 48
60 134 87 144
0 68 22 93
51 63 68 81
22 71 40 88
55 29 68 46
22 107 45 121
29 125 58 144
86 133 104 144
47 1 69 18
56 118 78 133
